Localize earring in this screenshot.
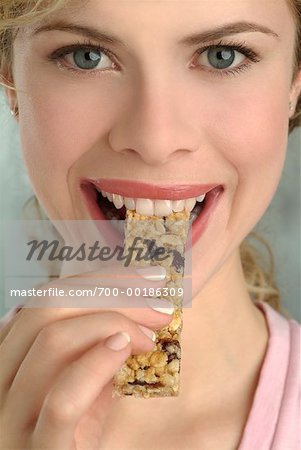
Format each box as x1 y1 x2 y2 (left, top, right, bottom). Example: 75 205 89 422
289 101 294 111
10 104 19 117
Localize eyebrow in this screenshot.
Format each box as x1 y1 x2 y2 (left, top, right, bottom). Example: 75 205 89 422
31 20 280 47
31 20 125 47
180 21 280 45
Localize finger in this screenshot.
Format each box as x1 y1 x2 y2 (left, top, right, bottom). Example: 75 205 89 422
24 282 168 309
0 264 158 344
68 263 166 282
0 306 23 345
7 311 156 426
5 310 159 429
33 332 132 448
0 285 174 392
22 265 167 309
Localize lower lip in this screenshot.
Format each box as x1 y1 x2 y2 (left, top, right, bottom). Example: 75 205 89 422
80 183 224 247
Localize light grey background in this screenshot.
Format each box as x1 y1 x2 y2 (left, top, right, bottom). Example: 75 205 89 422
0 91 300 321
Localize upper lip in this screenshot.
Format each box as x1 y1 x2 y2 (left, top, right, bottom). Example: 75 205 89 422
82 178 222 200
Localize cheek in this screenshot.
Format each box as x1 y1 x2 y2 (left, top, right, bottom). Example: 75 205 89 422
210 78 289 232
19 81 115 171
234 101 287 183
17 74 120 217
211 72 290 182
190 66 292 241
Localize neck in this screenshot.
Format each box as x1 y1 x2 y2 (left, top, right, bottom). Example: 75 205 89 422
105 249 269 434
180 250 268 417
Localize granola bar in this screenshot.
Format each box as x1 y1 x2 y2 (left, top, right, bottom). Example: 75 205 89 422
112 209 190 398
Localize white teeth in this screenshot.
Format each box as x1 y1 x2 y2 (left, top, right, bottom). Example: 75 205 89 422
124 197 136 210
97 188 207 217
172 199 185 212
112 193 124 209
185 197 197 213
196 194 206 202
154 200 173 217
136 198 155 216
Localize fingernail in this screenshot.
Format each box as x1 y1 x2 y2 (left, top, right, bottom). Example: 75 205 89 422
105 332 131 351
135 266 166 281
138 325 156 341
150 306 175 315
146 297 175 315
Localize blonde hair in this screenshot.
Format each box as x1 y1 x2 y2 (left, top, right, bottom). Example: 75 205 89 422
1 0 300 317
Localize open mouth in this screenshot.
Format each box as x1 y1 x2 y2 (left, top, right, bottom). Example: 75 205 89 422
80 180 224 244
96 190 127 221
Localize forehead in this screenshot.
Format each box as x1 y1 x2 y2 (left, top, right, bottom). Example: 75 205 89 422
34 0 293 42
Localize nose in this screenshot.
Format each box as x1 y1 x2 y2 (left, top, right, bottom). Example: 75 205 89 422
108 79 199 166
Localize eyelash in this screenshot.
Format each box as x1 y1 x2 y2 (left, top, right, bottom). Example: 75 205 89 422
193 39 261 78
48 38 261 79
48 39 117 77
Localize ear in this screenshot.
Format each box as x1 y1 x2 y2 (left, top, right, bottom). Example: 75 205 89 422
289 67 301 118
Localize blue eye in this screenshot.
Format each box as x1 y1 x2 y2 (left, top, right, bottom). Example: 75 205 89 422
49 39 260 79
207 47 236 69
48 42 118 73
199 46 245 70
65 48 114 70
192 41 261 77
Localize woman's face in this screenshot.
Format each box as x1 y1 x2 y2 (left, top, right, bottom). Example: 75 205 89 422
8 0 301 292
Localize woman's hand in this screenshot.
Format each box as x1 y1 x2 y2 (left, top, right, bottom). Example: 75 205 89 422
0 264 172 449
